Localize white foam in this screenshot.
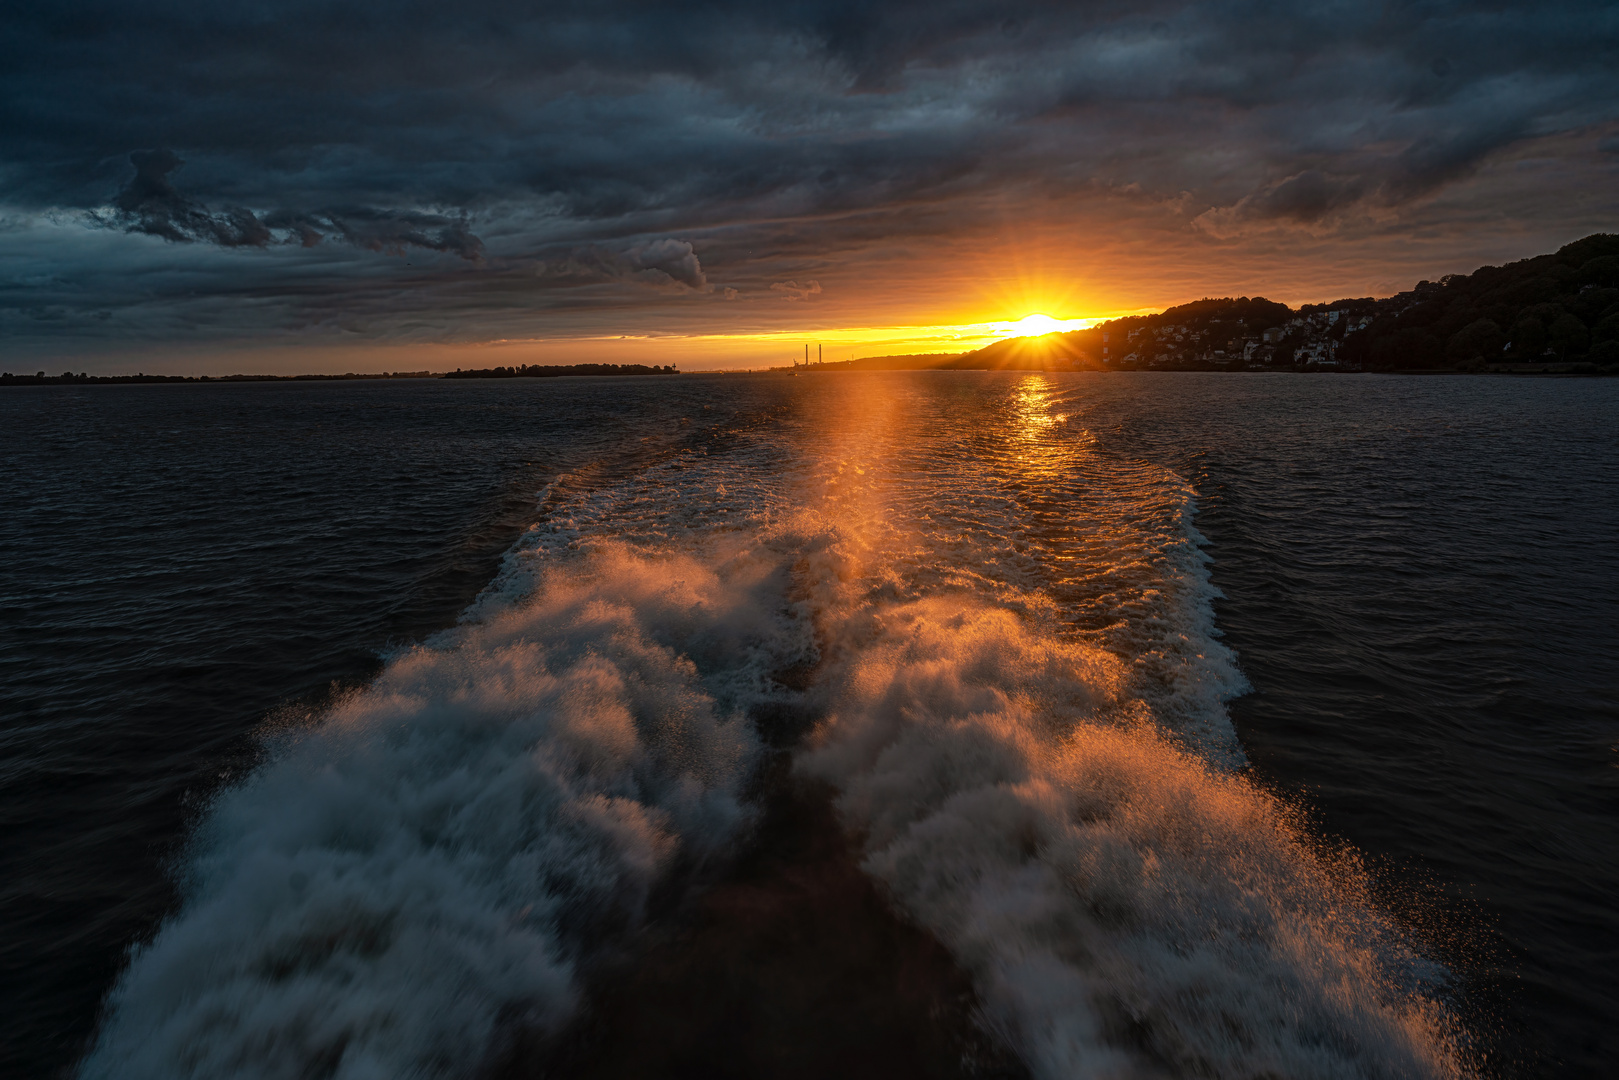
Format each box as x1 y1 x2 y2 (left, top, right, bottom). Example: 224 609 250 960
771 376 1464 1076
81 545 767 1080
799 594 1463 1079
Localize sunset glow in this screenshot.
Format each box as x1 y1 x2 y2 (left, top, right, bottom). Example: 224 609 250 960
473 312 1112 369
996 314 1089 338
1 1 1613 378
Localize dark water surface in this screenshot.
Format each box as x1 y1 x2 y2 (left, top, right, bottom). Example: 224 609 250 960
0 378 729 1076
1092 376 1619 1077
1 373 1613 1079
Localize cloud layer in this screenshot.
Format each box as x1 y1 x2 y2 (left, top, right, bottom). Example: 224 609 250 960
2 1 1617 361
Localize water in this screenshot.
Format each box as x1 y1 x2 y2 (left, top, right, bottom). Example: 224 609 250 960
1 373 1613 1078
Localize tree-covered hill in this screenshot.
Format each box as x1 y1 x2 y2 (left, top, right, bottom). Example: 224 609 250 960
1340 234 1619 369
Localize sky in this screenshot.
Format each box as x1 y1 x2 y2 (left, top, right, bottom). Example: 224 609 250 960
3 0 1617 372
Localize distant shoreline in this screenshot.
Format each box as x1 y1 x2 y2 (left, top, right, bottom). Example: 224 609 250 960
5 365 1613 386
763 357 1616 377
0 364 679 386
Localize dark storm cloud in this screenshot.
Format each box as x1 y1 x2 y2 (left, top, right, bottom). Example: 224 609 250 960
106 148 272 247
2 0 1617 348
95 149 486 260
537 239 711 291
272 209 486 262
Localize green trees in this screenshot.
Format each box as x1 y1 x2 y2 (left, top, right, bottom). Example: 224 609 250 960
1371 327 1443 369
1446 319 1505 362
1548 314 1589 359
1345 234 1619 367
1508 316 1548 359
1593 311 1619 348
1578 255 1619 288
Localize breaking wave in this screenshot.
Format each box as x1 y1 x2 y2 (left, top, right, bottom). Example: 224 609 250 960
81 374 1469 1079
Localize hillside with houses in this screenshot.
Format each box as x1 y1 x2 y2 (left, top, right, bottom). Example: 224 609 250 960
836 233 1619 375
1084 233 1618 374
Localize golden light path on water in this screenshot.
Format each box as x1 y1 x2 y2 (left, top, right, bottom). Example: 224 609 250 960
523 370 1468 1076
783 374 1465 1078
80 372 1472 1080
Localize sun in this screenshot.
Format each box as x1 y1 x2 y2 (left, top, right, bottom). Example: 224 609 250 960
996 313 1087 338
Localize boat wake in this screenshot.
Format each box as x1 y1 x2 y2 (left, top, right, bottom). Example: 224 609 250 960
81 375 1469 1079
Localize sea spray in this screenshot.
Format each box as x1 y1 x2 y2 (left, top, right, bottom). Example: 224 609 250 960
79 545 772 1080
798 594 1466 1079
766 378 1468 1076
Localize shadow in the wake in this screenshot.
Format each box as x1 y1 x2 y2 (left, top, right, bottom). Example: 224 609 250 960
495 755 1028 1080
